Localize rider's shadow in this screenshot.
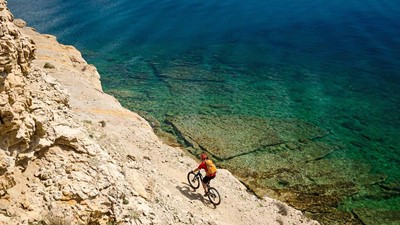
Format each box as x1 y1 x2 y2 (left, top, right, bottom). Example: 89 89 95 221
176 183 215 208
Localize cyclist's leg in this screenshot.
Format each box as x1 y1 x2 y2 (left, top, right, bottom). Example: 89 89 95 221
202 175 215 194
201 181 207 195
201 178 207 194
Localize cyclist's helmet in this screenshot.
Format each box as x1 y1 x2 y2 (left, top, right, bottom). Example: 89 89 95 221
200 153 208 160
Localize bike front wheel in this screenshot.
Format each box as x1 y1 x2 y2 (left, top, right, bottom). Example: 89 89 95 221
207 187 221 205
187 171 200 189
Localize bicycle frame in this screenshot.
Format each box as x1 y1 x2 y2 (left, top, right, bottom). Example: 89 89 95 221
187 171 221 206
194 171 209 186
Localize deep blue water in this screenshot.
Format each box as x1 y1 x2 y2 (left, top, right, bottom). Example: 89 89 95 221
9 0 400 223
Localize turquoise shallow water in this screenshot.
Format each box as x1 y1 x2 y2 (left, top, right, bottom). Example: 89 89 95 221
9 0 400 223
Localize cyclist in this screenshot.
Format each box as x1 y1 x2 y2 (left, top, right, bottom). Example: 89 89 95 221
192 152 217 196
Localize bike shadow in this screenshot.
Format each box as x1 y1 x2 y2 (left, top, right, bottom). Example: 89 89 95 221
176 182 216 208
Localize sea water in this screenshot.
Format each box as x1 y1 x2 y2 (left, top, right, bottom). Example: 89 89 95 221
9 0 400 224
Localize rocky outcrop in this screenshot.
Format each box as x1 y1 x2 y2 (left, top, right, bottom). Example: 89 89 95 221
0 2 145 223
0 0 36 173
0 1 35 75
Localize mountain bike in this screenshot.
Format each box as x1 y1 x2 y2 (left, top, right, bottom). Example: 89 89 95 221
187 171 221 205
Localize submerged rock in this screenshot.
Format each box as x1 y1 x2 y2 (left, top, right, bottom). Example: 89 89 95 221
352 208 400 225
167 115 328 159
221 141 394 224
166 114 398 224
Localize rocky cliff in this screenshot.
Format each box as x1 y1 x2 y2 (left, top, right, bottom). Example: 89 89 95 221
0 1 319 224
0 0 35 171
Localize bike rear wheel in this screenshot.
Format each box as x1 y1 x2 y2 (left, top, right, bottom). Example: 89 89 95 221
187 171 200 189
207 187 221 205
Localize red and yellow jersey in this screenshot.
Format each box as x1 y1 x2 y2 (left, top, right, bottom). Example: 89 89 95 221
195 159 217 176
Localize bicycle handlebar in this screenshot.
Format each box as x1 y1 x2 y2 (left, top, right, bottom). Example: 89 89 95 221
191 170 203 177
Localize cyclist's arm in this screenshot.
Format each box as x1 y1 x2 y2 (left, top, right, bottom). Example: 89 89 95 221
193 162 206 172
193 166 200 173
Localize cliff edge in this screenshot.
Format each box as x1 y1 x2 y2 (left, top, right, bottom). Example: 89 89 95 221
0 1 319 224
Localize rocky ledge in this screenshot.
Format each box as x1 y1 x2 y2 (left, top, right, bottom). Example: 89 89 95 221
0 1 319 224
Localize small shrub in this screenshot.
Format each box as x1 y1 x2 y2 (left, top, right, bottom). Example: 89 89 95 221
123 198 129 205
129 209 141 220
89 157 100 167
275 202 288 216
28 222 46 225
83 120 93 124
39 212 71 225
99 121 106 127
276 218 284 225
44 62 55 69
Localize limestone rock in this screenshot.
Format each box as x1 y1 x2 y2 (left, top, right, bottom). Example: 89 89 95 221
0 4 35 75
0 172 15 196
123 168 149 199
0 0 36 173
13 19 26 28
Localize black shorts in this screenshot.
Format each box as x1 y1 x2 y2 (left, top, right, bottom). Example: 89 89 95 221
203 175 216 184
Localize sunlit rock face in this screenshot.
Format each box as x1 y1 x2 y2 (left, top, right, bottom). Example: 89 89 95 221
0 0 36 173
0 1 35 75
0 2 146 224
